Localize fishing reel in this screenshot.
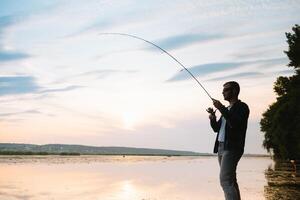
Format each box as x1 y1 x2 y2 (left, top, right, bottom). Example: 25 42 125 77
206 107 216 114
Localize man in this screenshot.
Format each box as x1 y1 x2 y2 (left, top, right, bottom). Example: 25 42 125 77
207 81 249 200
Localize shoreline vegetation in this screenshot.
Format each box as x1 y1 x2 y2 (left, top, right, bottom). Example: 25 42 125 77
260 24 300 161
0 143 205 156
0 143 269 157
260 24 300 199
264 159 300 199
0 151 270 157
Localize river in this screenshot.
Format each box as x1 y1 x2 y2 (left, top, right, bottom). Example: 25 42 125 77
0 155 297 200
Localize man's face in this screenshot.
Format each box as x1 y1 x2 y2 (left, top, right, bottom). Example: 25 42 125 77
222 84 233 101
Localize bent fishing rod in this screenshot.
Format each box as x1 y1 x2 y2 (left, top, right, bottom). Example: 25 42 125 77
98 32 214 101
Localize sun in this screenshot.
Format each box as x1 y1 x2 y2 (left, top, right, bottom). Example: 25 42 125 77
122 111 140 130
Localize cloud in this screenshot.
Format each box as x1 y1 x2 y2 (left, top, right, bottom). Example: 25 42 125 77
231 44 283 60
167 57 287 82
152 33 224 51
38 85 84 94
167 62 245 82
0 76 83 96
94 48 142 61
0 109 42 117
0 15 14 28
0 76 40 96
75 69 138 79
0 191 34 199
75 69 121 79
255 57 287 67
0 0 58 17
0 16 30 62
273 69 296 76
0 51 29 62
63 1 164 38
205 72 264 82
53 69 138 84
0 16 15 46
65 20 112 38
0 108 52 123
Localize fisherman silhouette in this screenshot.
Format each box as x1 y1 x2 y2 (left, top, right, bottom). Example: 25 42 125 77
207 81 249 200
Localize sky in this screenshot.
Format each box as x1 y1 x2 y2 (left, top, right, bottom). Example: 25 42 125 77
0 0 299 154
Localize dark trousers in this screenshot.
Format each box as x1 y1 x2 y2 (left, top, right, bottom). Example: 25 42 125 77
218 142 243 200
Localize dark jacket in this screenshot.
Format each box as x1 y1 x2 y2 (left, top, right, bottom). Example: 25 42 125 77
210 100 250 153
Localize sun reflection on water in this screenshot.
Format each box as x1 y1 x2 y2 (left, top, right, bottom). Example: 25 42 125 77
0 156 273 200
119 180 138 200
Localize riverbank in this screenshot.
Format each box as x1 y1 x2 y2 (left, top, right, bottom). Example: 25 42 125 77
264 160 300 200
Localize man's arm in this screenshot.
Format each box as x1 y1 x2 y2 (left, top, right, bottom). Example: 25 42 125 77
213 101 249 129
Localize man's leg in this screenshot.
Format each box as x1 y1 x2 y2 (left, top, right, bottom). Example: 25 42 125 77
218 150 242 200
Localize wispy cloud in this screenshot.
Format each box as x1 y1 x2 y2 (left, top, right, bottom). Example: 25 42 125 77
167 57 287 82
38 85 84 94
205 72 264 82
0 16 14 48
0 93 49 104
0 51 29 62
63 2 160 39
256 57 287 67
0 76 83 96
54 69 138 84
0 16 30 62
75 69 137 79
271 69 296 77
152 33 224 51
0 109 42 117
231 44 284 60
0 0 58 17
0 76 40 96
167 62 245 82
74 69 123 79
0 15 14 30
65 20 112 38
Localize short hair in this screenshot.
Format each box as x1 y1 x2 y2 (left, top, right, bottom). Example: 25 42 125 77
224 81 240 96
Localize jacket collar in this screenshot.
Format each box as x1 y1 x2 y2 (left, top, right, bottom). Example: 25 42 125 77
227 99 241 111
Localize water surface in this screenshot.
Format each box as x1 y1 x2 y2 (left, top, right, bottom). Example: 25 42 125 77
0 155 272 200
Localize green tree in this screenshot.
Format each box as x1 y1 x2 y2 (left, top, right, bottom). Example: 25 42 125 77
260 24 300 160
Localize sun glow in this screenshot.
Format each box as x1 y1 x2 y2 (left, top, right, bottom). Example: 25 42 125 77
122 111 140 130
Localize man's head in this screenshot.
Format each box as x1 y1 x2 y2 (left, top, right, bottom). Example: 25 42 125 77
222 81 240 101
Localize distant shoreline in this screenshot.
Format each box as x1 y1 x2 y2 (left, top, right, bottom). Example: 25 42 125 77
0 151 270 157
0 143 206 156
0 151 208 156
0 143 270 157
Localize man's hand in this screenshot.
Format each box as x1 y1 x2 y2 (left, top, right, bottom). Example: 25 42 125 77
212 99 223 110
206 107 216 121
209 113 216 121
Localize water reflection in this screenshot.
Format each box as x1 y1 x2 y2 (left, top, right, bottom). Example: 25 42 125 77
264 160 300 200
0 155 272 200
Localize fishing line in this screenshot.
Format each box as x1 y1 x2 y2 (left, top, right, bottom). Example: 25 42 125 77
98 32 213 100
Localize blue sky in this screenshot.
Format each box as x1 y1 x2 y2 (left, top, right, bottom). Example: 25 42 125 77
0 0 299 154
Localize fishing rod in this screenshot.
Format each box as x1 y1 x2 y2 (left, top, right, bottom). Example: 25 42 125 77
98 32 214 101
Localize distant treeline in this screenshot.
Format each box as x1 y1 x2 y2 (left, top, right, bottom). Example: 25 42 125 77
0 151 80 156
0 151 206 156
0 143 203 156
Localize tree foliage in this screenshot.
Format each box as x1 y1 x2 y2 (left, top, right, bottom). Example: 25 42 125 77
260 24 300 160
285 24 300 70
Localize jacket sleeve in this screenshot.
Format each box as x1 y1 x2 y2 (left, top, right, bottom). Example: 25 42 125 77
218 103 249 129
210 117 221 133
